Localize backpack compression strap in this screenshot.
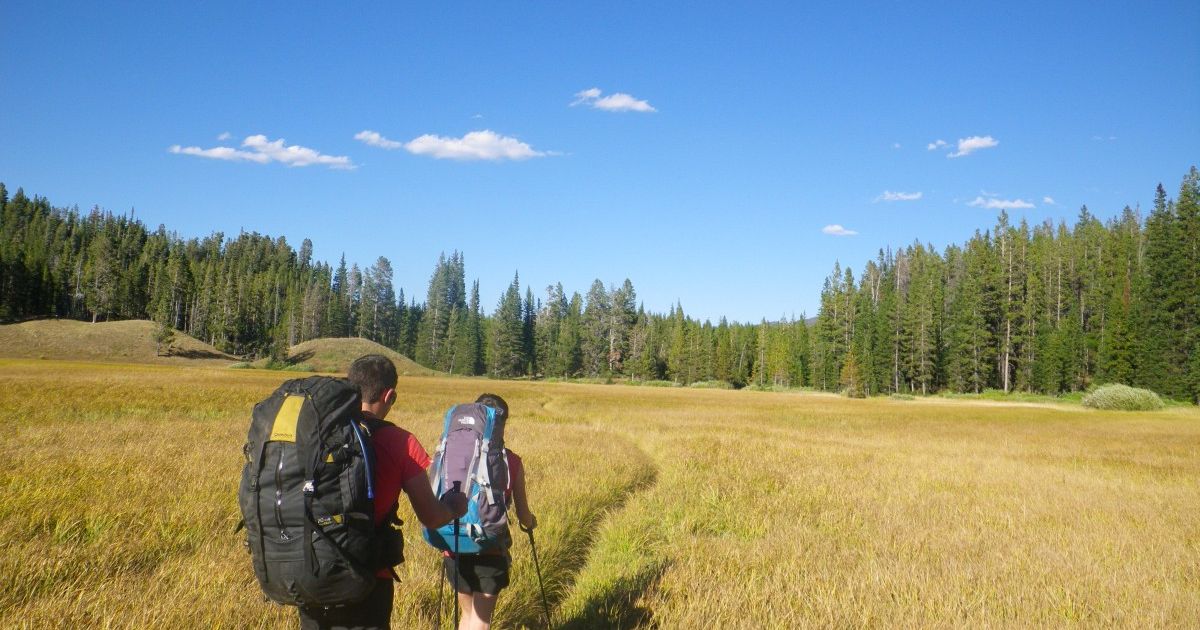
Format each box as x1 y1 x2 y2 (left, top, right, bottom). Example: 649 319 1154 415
429 405 457 497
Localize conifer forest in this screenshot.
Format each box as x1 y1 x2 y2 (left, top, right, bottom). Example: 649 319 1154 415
1 168 1197 402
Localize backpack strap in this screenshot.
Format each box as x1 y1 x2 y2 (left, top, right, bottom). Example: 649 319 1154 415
475 406 498 505
429 406 457 496
476 439 494 505
503 449 512 495
249 440 270 581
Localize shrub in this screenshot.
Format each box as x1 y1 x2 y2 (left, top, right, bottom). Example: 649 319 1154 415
689 380 733 389
229 362 252 369
282 363 316 372
638 380 679 388
889 393 915 401
1082 384 1165 411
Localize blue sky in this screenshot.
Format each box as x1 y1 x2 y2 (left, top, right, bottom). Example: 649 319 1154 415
2 1 1197 322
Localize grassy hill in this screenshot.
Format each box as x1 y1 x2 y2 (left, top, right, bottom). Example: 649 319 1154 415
252 337 438 376
0 319 238 366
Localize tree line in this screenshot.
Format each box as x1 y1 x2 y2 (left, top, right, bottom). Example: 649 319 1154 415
1 168 1196 402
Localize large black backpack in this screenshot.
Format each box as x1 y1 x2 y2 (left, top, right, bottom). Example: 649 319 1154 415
238 376 400 607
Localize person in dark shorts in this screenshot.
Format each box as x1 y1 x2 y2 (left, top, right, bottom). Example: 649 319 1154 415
300 355 467 630
443 393 537 630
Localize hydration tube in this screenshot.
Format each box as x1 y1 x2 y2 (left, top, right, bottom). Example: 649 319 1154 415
349 419 375 500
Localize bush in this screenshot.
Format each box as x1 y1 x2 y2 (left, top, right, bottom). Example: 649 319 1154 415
689 380 733 389
1082 384 1165 411
229 362 252 369
282 363 316 372
889 393 915 401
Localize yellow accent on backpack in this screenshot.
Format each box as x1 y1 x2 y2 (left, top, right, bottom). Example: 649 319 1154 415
270 395 305 442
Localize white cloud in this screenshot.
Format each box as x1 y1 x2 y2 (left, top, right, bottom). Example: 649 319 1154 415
242 135 355 168
948 135 998 158
967 196 1034 210
403 129 547 161
471 113 484 119
822 224 858 236
169 144 269 163
354 130 403 150
571 87 602 106
217 132 232 141
1043 196 1056 205
893 142 902 149
169 134 354 169
571 87 656 112
927 139 948 151
874 190 923 202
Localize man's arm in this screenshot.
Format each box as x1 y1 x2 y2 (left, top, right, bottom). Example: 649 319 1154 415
402 474 466 528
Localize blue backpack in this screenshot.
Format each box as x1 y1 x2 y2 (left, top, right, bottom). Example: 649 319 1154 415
423 402 512 554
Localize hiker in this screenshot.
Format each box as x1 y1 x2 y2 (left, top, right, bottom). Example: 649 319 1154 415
437 393 537 630
298 354 468 630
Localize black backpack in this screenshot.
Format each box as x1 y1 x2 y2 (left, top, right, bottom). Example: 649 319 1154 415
238 376 403 607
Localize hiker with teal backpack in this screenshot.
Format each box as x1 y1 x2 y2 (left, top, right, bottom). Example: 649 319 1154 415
424 394 538 630
239 354 466 630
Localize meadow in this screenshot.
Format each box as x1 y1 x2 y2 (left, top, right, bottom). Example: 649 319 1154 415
1 358 1198 628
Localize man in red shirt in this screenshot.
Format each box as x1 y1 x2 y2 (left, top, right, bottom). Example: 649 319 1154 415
300 354 467 630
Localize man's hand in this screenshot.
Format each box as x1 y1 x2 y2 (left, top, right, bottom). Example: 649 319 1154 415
520 513 538 531
441 490 468 519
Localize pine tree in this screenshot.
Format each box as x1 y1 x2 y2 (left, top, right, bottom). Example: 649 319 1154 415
488 273 525 378
581 279 610 376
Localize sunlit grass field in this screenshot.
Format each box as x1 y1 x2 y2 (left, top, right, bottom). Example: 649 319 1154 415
1 358 1198 628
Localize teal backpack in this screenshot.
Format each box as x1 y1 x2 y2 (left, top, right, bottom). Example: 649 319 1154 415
422 402 512 554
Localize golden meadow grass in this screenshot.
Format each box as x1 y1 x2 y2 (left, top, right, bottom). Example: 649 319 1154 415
1 358 1198 628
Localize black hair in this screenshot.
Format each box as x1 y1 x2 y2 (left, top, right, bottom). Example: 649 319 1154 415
348 354 398 403
475 393 508 421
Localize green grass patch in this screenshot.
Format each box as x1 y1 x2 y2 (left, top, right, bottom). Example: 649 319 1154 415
1082 383 1166 411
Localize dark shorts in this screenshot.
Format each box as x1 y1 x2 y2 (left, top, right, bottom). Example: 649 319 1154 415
298 578 394 630
443 554 511 595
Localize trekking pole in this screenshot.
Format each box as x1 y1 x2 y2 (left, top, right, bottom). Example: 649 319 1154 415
520 523 552 629
452 481 462 630
434 556 445 630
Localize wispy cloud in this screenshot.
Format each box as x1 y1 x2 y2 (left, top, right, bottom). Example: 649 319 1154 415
1043 196 1056 205
874 190 923 202
571 87 657 112
217 131 232 141
170 135 354 169
1091 135 1117 141
170 144 269 163
927 139 948 151
892 142 902 149
403 129 547 161
948 135 998 158
822 224 858 236
967 195 1034 210
354 130 404 150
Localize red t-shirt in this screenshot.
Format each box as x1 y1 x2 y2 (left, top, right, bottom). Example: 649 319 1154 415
370 422 432 525
504 450 523 503
370 420 431 579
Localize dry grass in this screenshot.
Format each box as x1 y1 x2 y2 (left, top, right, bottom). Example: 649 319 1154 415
1 359 1197 628
0 319 236 365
